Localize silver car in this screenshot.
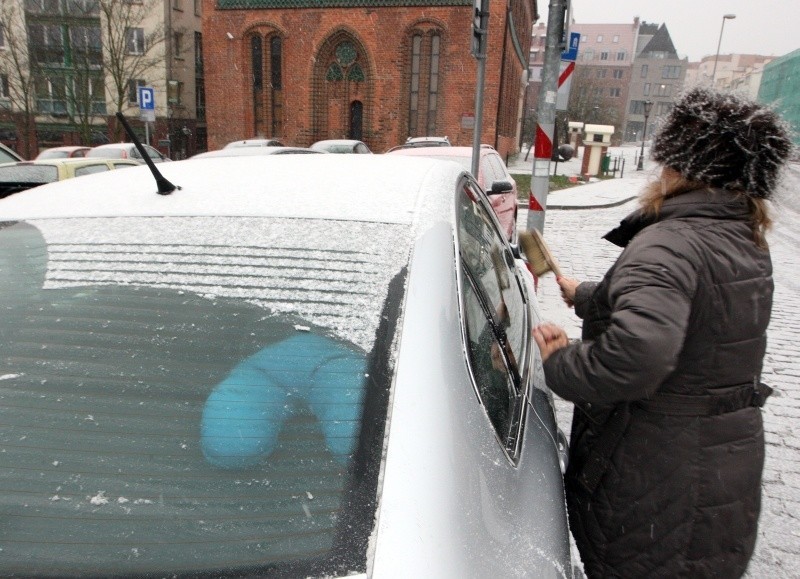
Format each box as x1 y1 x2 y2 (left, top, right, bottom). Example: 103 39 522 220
0 155 571 577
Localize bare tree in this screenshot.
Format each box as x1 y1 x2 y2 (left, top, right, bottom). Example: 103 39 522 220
567 65 622 129
98 0 166 140
0 1 39 158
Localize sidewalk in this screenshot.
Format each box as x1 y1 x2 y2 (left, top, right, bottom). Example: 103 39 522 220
508 144 657 209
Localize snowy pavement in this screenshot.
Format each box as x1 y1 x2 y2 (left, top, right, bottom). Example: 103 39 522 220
513 149 800 578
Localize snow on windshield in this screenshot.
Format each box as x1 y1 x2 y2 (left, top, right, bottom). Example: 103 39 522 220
32 216 413 351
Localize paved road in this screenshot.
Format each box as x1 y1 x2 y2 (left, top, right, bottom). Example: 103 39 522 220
521 164 800 578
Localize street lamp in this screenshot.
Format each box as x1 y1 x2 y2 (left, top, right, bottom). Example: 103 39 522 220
637 100 653 171
711 14 736 84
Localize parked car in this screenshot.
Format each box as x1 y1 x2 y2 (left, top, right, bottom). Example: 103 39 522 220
0 158 139 198
35 146 91 160
0 142 25 164
86 142 171 163
191 146 322 159
310 139 372 154
386 135 451 152
0 155 570 578
223 138 285 148
388 145 519 243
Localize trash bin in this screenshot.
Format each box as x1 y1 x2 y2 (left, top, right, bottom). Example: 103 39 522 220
600 154 611 174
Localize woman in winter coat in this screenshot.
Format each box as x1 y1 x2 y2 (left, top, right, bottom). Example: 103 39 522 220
533 87 794 578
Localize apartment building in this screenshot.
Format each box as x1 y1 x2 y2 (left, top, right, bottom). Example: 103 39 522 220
685 53 774 98
0 0 205 159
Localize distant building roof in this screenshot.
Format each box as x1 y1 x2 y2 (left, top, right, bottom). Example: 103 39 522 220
639 24 678 58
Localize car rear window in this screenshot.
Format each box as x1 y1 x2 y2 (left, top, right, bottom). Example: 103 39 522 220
0 217 409 577
37 150 70 160
87 148 126 159
0 164 59 183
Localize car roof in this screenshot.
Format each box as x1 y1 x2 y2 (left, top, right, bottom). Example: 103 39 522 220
223 138 284 148
387 145 494 158
39 145 89 152
6 158 138 167
312 139 362 146
0 155 466 226
191 146 321 159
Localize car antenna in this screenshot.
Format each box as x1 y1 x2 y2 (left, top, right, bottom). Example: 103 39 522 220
114 112 179 195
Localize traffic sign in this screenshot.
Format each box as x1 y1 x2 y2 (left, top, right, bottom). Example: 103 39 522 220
561 32 580 62
138 86 155 122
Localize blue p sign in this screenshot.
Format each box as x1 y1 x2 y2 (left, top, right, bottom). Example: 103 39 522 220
138 87 155 110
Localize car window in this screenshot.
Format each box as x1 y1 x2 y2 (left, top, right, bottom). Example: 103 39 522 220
88 148 126 159
37 150 70 160
0 164 59 183
356 144 369 154
0 216 408 577
487 153 509 181
74 164 110 177
457 183 528 448
144 145 163 160
0 147 21 163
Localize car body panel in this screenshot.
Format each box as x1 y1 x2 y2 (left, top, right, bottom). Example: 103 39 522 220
387 145 518 242
35 146 91 159
0 155 570 577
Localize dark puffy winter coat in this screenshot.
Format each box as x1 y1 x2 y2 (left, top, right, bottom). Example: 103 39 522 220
543 188 773 578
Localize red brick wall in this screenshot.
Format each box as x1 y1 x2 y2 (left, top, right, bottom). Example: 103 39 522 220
202 1 533 153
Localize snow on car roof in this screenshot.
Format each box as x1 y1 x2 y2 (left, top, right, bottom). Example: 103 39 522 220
0 155 466 227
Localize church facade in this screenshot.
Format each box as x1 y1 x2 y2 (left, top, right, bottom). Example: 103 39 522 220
202 0 537 156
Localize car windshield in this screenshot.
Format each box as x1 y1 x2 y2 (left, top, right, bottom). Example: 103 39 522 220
0 164 59 183
0 216 408 577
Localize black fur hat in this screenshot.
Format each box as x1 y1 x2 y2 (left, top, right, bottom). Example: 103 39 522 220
651 87 794 199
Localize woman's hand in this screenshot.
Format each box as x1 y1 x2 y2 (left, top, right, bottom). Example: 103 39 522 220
533 322 569 362
556 276 580 308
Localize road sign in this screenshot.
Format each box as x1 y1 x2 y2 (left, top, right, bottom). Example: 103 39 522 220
561 32 580 62
138 86 155 122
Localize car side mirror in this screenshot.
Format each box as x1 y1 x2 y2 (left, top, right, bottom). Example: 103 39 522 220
489 179 514 195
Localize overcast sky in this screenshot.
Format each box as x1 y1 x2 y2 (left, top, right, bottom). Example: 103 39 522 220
540 0 799 62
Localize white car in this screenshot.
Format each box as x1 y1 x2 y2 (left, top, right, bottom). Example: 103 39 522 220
86 142 171 163
223 138 285 148
310 139 373 154
0 155 571 578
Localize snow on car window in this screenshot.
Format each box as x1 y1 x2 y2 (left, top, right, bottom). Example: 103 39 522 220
32 216 412 351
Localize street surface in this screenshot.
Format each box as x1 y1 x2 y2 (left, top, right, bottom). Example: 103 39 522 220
516 154 800 578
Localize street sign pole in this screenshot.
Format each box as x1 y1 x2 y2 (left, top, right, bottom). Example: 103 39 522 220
527 0 569 234
471 0 489 177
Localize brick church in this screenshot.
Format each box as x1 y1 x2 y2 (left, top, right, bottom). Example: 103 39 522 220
202 0 538 157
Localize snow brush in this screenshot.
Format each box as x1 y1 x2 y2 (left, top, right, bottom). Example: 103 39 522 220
519 229 562 278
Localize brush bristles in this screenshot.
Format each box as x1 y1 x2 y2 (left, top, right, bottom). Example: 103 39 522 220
519 230 561 277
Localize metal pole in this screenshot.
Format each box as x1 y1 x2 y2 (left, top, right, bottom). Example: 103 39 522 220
711 14 736 84
471 0 490 177
526 0 568 234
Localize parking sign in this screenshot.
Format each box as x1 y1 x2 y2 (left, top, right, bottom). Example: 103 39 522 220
138 87 155 122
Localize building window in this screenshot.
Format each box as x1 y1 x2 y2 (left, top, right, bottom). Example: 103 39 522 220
194 32 203 75
0 74 9 99
662 65 681 79
408 31 442 136
613 69 624 79
640 64 649 78
173 32 183 59
609 87 621 98
600 52 609 61
73 74 106 115
657 102 673 115
126 27 145 54
612 35 619 43
655 83 671 97
616 51 626 61
70 25 102 67
172 0 182 9
0 23 5 49
35 74 67 114
24 0 61 14
250 33 283 138
581 34 587 42
194 0 201 15
195 77 205 121
167 79 182 105
643 83 651 96
592 87 603 98
583 49 594 61
629 100 646 114
596 35 603 42
127 78 145 104
596 68 607 79
28 24 65 65
68 0 100 15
